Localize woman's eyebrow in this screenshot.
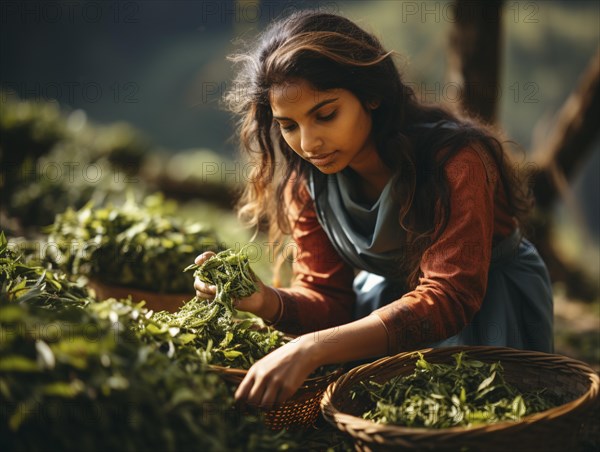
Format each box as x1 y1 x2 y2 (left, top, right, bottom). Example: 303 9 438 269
272 98 338 120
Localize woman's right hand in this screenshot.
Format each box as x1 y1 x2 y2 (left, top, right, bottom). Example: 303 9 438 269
193 251 217 300
192 251 282 323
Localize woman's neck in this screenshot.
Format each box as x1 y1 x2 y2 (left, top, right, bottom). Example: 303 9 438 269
348 157 393 204
343 135 393 202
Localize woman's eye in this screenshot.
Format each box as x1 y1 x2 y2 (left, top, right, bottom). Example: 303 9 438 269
317 111 337 121
277 110 337 133
280 123 296 132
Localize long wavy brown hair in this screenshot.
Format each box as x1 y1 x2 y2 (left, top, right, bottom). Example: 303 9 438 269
223 10 533 288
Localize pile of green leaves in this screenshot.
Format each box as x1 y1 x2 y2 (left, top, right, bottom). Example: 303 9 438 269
178 247 340 376
136 247 285 369
138 299 286 370
45 195 222 293
0 233 92 310
0 232 352 451
353 352 560 428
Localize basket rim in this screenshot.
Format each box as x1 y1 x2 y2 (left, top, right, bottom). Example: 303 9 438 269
321 345 600 436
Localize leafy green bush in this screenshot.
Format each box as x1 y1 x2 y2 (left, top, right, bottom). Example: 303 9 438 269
0 233 352 451
0 233 276 451
45 195 222 293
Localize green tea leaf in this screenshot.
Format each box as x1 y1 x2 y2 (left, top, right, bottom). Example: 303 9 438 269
0 356 39 372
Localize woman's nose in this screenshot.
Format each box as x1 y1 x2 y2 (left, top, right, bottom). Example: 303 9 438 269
300 128 324 154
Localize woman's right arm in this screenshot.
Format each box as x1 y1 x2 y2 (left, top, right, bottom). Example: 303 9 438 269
194 182 356 334
268 182 356 335
194 181 356 334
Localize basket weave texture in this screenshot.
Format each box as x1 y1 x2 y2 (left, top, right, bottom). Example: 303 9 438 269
88 278 191 312
211 364 342 430
321 346 599 452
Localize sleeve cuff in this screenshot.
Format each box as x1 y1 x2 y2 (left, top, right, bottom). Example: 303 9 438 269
370 311 396 356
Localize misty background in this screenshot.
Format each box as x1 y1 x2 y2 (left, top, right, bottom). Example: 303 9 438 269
1 0 599 271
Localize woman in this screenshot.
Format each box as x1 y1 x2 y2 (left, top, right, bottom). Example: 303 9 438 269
194 10 553 409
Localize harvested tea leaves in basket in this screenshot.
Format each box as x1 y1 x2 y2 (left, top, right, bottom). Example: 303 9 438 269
352 352 560 428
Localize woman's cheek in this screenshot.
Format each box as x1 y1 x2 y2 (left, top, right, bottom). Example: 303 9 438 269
292 143 306 159
282 135 300 156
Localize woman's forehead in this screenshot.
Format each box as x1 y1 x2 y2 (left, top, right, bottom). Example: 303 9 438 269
269 80 341 111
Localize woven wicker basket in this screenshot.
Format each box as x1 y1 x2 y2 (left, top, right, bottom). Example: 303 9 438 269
321 346 599 452
211 364 342 430
88 278 192 312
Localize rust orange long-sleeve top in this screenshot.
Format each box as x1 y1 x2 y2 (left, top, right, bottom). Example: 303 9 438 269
271 147 516 354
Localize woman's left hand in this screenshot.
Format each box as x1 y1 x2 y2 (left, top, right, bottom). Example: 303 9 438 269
235 336 318 408
235 316 389 408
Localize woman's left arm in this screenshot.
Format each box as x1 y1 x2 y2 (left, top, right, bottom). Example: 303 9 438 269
235 314 388 408
372 146 498 354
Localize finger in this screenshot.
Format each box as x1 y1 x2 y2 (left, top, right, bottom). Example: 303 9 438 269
275 382 296 406
195 290 212 300
193 281 210 296
194 278 216 294
259 379 282 410
246 378 267 407
194 280 217 295
194 251 216 265
235 372 255 403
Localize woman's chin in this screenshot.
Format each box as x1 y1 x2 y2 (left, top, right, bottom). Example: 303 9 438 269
314 166 339 175
312 161 343 174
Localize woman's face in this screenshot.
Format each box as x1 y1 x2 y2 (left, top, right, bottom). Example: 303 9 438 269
269 79 378 175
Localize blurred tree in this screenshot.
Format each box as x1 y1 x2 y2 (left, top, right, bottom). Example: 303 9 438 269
447 0 598 300
531 51 600 211
447 0 504 123
530 50 600 300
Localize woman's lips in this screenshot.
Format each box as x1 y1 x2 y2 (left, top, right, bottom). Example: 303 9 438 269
307 151 337 166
